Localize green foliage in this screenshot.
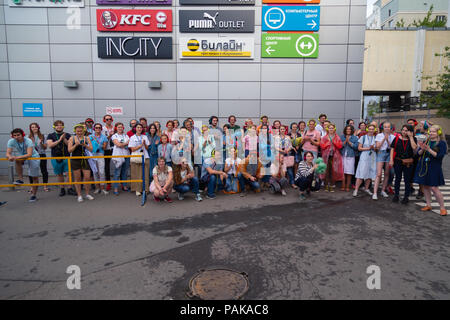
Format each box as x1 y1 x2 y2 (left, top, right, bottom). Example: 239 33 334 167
367 99 381 118
410 5 447 28
420 47 450 118
396 18 407 28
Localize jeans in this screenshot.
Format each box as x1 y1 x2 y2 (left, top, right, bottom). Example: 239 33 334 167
113 158 130 189
295 175 313 192
174 177 200 195
92 152 106 186
29 154 48 184
394 162 413 197
202 174 217 197
287 167 295 185
149 155 158 182
238 174 260 192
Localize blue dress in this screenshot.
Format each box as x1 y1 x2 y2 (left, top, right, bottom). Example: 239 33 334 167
414 140 447 186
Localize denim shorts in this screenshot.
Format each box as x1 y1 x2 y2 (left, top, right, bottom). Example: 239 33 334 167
26 159 41 177
376 150 390 163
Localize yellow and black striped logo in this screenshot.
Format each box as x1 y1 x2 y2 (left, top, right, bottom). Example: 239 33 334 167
187 39 200 52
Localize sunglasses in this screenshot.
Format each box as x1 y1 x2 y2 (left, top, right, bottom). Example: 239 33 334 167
105 118 113 121
95 127 102 130
86 121 94 123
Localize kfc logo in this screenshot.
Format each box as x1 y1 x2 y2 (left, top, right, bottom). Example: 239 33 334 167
101 11 118 29
97 9 172 32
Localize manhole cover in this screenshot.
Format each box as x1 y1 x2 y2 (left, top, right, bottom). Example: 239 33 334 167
188 268 249 300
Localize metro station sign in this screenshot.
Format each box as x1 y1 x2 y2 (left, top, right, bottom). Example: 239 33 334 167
97 9 172 32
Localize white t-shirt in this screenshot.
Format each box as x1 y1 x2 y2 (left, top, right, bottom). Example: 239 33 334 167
112 133 130 156
270 162 287 177
375 133 396 151
102 125 115 151
128 134 150 159
153 166 172 186
180 164 194 181
225 157 242 175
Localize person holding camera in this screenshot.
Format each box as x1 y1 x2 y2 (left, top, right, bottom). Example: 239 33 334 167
68 124 94 203
47 120 76 197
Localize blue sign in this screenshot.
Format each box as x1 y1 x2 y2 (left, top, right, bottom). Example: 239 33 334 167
262 5 320 32
23 103 43 117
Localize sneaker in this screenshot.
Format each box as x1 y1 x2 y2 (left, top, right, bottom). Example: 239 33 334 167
102 190 109 195
240 191 247 197
381 190 389 198
29 195 37 203
392 195 399 203
372 194 378 200
113 191 119 196
281 190 287 196
416 191 424 200
0 201 7 207
93 189 101 195
353 190 358 197
68 188 77 196
14 180 24 185
440 209 448 216
329 186 335 193
178 193 185 201
206 194 216 200
299 193 306 201
85 194 94 201
59 188 66 197
364 189 373 196
154 195 161 202
164 196 173 203
401 197 409 205
195 194 203 202
136 191 142 196
77 196 83 203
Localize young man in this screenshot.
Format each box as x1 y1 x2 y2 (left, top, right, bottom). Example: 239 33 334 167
85 118 94 135
315 114 328 137
102 115 115 191
47 120 75 197
127 119 138 138
201 156 227 199
238 152 262 197
6 128 40 202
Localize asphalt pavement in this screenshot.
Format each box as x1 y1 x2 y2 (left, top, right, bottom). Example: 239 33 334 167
0 157 449 300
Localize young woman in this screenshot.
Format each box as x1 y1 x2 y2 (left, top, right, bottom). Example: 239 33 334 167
274 126 296 189
373 122 396 200
243 124 258 158
289 122 302 183
269 154 289 196
298 121 307 137
414 125 447 216
389 124 417 205
258 124 272 188
147 123 160 182
154 121 162 137
197 125 216 162
28 123 49 192
162 120 176 144
320 124 343 192
302 120 321 160
102 115 115 191
173 157 202 201
112 123 130 195
295 151 319 200
224 147 243 195
158 134 173 166
356 122 367 138
151 157 174 203
340 125 359 192
173 119 180 130
89 123 109 195
68 124 94 203
128 123 150 196
353 124 377 197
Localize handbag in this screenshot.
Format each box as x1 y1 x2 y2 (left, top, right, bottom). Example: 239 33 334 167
130 150 143 164
401 158 414 167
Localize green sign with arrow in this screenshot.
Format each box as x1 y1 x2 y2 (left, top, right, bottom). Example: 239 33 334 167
262 33 319 58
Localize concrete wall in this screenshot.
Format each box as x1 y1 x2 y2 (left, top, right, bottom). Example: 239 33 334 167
0 0 366 174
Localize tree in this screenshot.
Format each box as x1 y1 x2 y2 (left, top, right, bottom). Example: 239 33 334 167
367 98 381 119
396 18 406 28
410 5 447 28
420 47 450 118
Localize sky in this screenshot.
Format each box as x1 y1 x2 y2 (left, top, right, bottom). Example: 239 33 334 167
367 0 378 17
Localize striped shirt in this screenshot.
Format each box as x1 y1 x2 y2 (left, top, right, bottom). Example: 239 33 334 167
295 161 314 180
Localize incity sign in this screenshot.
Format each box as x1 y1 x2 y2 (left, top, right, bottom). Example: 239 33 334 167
179 36 254 59
9 0 84 7
98 37 173 59
97 9 172 32
179 10 254 33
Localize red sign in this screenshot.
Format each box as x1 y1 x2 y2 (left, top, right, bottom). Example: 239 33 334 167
97 9 172 32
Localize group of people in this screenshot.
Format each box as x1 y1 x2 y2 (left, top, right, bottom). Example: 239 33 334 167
4 114 448 216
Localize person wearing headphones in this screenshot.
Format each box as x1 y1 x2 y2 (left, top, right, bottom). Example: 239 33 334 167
315 114 328 137
320 123 344 193
102 115 115 191
373 122 396 200
90 123 109 195
28 123 49 192
127 119 138 138
256 115 270 135
414 125 447 216
139 118 148 132
162 120 176 144
6 128 41 202
112 122 130 195
302 119 321 161
85 118 94 135
295 151 320 201
68 124 94 203
47 120 76 197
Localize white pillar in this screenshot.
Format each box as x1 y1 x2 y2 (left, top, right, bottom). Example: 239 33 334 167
447 0 450 28
411 29 426 98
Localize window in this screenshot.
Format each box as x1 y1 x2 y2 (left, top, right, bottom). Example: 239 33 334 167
388 9 391 17
436 15 446 22
388 20 394 28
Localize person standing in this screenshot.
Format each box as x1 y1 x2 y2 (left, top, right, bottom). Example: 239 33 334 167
163 120 176 144
28 123 49 192
102 115 115 191
147 123 160 182
353 124 377 197
89 123 109 195
128 123 150 196
373 122 396 200
320 124 344 192
158 134 173 166
315 114 328 137
127 119 138 138
340 125 359 192
389 124 417 205
68 124 94 203
6 128 40 202
414 125 447 216
111 122 130 195
302 120 321 160
85 118 94 135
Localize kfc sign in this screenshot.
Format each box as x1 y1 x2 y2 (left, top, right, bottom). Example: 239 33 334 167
97 9 172 32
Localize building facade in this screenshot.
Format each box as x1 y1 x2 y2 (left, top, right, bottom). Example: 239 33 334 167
0 0 366 174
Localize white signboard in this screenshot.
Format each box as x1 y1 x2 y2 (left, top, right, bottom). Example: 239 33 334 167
106 106 123 115
179 36 254 59
9 0 84 7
